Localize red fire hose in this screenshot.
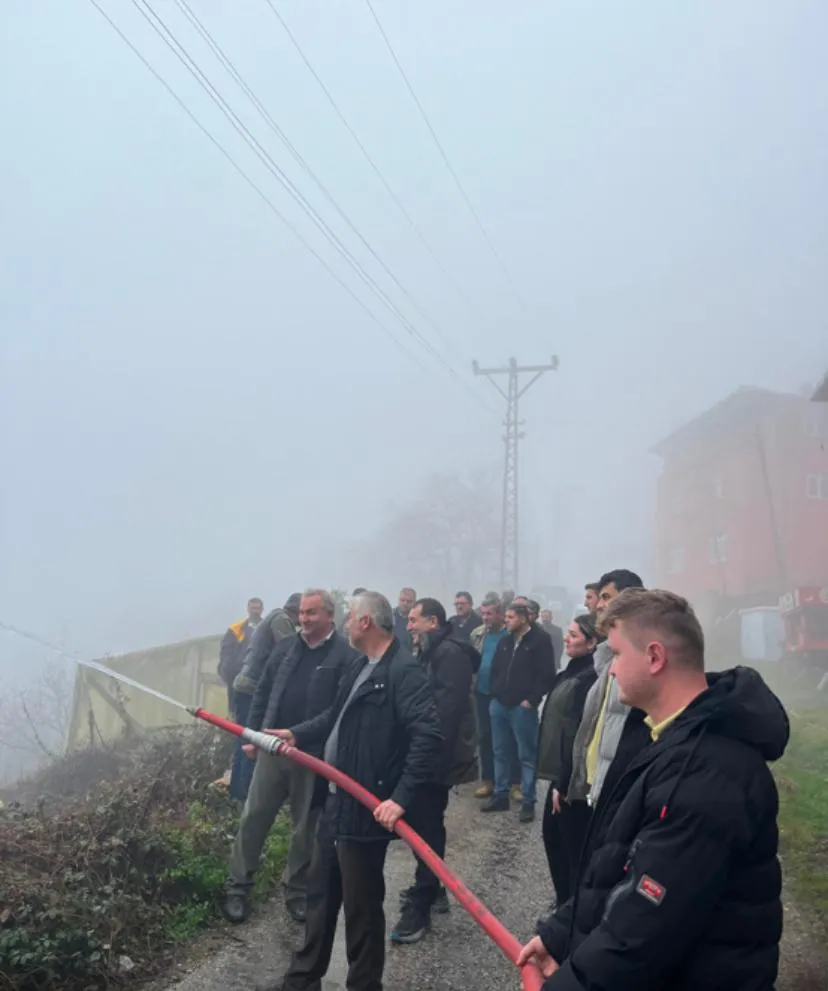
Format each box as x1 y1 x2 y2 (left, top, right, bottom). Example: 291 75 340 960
190 707 545 991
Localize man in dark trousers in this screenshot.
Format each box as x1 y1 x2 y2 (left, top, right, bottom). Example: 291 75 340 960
449 590 481 642
519 589 788 990
392 596 480 944
224 590 355 924
275 591 442 991
483 601 556 822
229 592 301 801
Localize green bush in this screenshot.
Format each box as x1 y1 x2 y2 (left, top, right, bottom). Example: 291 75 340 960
0 729 289 990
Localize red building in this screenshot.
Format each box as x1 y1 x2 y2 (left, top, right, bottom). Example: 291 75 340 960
652 386 828 617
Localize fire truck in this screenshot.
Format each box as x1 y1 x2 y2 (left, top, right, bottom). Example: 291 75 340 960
779 586 828 690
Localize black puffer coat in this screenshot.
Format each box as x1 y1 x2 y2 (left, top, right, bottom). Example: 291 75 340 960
538 667 789 991
418 625 480 786
291 638 443 842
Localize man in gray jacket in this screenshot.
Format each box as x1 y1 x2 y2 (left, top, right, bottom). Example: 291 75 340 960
568 570 649 809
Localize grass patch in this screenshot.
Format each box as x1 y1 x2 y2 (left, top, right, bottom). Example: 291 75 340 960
774 705 828 927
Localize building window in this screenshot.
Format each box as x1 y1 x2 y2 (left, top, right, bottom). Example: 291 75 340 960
806 474 828 500
709 533 728 564
804 408 828 438
667 546 685 574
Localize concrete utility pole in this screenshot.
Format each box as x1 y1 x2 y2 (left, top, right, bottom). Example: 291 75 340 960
473 356 559 590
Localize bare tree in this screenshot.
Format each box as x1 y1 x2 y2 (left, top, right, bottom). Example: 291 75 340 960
0 663 74 782
350 468 501 595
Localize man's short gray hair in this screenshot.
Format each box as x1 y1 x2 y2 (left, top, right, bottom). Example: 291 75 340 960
351 591 394 632
302 588 336 616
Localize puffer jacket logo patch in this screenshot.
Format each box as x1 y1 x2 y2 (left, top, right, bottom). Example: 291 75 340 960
636 874 666 906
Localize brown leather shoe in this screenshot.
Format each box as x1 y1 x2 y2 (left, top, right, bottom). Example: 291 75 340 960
510 785 522 803
474 781 494 798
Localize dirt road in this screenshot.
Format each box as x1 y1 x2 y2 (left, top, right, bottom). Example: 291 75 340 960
157 783 824 991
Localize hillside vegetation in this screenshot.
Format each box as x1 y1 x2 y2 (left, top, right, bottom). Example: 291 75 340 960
0 728 287 991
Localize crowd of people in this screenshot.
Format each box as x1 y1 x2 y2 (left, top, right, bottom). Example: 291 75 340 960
216 572 789 991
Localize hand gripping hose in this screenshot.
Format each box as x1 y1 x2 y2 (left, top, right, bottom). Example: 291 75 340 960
190 707 544 991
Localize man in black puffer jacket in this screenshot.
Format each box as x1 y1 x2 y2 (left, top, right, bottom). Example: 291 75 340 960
391 597 481 944
519 588 788 991
273 591 442 991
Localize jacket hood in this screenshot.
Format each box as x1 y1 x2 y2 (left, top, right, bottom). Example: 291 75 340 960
683 666 789 762
423 624 481 674
593 640 613 675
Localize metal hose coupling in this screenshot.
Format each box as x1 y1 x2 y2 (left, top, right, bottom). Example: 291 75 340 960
241 727 287 756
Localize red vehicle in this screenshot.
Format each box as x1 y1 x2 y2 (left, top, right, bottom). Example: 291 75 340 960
779 586 828 689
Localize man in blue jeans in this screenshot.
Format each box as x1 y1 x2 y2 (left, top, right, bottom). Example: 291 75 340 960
483 601 556 822
470 597 521 799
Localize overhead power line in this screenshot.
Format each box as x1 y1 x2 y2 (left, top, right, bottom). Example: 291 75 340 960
364 0 528 312
87 0 432 378
173 0 471 371
261 0 489 330
102 0 496 414
133 0 443 368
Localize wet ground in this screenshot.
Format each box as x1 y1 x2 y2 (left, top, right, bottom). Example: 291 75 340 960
155 782 825 991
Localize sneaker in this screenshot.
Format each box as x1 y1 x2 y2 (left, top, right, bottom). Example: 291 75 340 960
391 903 429 944
222 892 251 924
399 886 450 915
432 888 450 915
286 902 306 923
510 785 522 803
519 802 535 823
481 794 510 813
474 781 494 799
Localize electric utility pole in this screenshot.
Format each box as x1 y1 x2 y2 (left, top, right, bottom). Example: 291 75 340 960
473 356 559 591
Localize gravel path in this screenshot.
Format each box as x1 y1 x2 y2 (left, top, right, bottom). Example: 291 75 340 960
156 783 825 991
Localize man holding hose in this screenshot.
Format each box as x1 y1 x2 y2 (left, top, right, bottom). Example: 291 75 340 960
270 590 442 991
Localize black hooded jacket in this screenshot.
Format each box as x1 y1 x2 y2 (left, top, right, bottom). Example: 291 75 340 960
418 625 481 786
538 667 789 991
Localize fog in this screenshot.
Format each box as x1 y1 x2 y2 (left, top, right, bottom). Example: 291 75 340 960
1 0 826 682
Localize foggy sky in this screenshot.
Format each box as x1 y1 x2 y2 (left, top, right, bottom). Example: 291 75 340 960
2 0 826 680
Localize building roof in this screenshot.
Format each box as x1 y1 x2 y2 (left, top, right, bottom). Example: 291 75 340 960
651 386 799 459
813 370 828 402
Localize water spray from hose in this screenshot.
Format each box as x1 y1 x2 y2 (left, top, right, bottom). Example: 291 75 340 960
0 620 544 991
